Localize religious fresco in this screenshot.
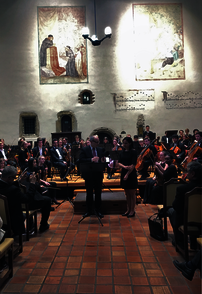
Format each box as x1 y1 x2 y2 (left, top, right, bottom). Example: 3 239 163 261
38 7 87 84
133 4 185 81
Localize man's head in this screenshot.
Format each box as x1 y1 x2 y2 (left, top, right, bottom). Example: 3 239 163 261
146 125 150 131
179 130 184 136
172 134 178 143
133 135 138 142
90 136 99 148
75 135 80 142
164 153 173 165
144 137 150 146
1 166 17 184
62 137 68 145
187 161 202 182
37 137 43 148
52 139 58 148
48 34 53 41
195 132 202 142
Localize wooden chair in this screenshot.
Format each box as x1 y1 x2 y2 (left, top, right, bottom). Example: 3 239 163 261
157 178 185 240
21 203 38 241
0 238 14 288
177 187 202 261
0 194 23 257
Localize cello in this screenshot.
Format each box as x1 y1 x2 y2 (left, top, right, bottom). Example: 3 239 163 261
135 138 156 171
181 139 202 170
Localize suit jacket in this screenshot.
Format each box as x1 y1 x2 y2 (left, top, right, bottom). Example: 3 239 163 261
79 146 105 180
50 147 65 163
32 146 46 158
0 180 36 235
0 149 8 159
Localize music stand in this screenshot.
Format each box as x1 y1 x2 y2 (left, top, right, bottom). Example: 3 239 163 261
78 162 105 226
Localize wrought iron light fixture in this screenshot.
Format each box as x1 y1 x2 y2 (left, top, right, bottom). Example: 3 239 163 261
82 0 112 46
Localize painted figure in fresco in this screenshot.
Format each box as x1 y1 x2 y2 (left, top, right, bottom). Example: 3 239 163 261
65 46 79 77
40 35 54 67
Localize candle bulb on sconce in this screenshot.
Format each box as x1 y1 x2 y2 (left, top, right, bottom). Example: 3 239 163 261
81 0 112 46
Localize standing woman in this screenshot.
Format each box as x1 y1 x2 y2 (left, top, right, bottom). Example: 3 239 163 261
118 137 138 217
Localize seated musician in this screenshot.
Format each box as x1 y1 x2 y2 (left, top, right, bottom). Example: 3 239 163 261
32 137 51 178
183 132 202 166
143 151 168 204
137 137 157 180
161 131 172 145
0 158 5 178
167 161 202 249
50 138 69 180
180 134 191 150
107 138 122 179
18 141 31 171
178 129 184 141
0 140 16 167
184 128 192 143
62 137 71 150
27 157 58 206
148 153 178 205
170 134 185 164
0 166 51 234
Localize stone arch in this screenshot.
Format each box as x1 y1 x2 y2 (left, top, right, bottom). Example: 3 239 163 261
56 111 77 132
90 127 117 144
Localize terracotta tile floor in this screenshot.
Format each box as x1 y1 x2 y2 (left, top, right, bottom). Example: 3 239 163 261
1 201 201 294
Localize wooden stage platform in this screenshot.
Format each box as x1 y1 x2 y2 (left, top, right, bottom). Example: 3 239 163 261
46 172 150 205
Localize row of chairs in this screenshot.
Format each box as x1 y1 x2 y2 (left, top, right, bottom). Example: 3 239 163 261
157 178 202 261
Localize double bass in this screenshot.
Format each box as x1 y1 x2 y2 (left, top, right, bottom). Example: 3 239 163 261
135 138 156 171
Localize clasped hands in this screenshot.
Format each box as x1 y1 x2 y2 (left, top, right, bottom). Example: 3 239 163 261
92 156 105 163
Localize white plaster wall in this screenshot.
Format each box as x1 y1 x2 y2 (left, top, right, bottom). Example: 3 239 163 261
0 0 201 144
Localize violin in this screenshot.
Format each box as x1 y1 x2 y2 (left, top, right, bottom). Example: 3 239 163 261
135 138 156 171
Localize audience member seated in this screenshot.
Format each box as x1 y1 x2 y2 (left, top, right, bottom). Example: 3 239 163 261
173 249 201 281
147 153 178 205
167 161 202 249
0 166 51 234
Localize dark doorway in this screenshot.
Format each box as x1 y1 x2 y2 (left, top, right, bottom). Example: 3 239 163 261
95 132 113 144
61 115 72 132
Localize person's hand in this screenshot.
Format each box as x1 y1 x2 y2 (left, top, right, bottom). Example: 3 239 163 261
29 172 36 184
63 161 67 165
124 174 128 180
92 156 99 163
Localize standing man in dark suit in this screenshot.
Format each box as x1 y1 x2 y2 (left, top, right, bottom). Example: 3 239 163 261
32 138 51 178
79 136 105 218
50 138 68 180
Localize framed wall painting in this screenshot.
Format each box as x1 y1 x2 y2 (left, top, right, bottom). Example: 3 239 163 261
133 3 185 81
37 6 88 84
